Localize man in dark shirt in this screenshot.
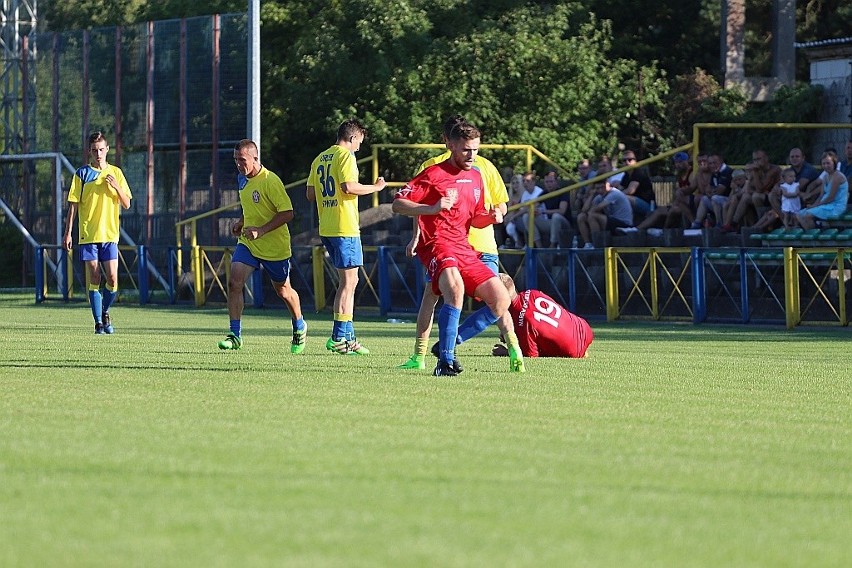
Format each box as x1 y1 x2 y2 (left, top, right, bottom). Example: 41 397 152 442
620 150 655 224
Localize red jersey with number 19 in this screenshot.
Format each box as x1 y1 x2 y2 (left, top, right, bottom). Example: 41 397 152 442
510 289 594 358
395 160 486 259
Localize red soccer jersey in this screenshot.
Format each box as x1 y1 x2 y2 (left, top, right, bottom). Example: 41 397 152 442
510 289 594 358
395 160 486 260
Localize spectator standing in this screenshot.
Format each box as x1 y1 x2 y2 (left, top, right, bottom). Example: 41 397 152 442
62 131 132 335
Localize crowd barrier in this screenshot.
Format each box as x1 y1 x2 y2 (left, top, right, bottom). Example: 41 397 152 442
35 244 851 329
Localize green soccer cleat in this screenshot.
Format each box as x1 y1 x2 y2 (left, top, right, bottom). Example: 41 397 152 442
347 339 370 355
508 346 526 373
398 354 426 370
218 332 242 350
326 336 350 355
291 324 307 354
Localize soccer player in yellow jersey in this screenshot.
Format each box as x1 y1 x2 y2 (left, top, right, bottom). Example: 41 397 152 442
217 139 307 353
63 131 132 334
307 119 387 355
398 115 510 370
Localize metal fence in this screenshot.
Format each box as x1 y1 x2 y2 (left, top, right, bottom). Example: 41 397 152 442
3 13 247 272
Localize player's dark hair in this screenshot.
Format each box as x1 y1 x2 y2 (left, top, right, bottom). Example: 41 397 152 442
235 139 258 154
442 114 466 139
88 131 107 146
447 121 481 142
337 119 367 142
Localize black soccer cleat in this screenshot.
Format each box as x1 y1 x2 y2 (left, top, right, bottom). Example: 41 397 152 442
430 341 463 373
433 360 459 377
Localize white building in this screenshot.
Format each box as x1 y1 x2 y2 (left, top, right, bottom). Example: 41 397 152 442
795 37 852 156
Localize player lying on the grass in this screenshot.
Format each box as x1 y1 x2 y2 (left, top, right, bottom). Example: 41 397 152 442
392 120 525 376
465 275 594 358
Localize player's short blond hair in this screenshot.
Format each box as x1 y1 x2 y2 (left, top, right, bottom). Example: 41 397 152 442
499 273 516 298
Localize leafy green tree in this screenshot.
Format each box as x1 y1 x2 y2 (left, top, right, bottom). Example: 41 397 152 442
260 2 668 179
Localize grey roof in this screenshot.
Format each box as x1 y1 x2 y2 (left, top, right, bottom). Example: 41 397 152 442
794 37 852 49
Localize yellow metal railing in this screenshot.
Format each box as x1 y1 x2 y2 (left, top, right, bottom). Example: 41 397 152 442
510 144 694 245
604 247 694 322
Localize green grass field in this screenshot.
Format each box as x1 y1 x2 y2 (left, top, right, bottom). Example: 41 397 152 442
1 293 850 567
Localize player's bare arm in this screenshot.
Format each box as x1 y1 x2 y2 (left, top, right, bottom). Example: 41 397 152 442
62 203 78 251
392 196 453 217
305 185 316 202
242 210 293 241
231 217 244 237
471 208 503 229
340 177 386 196
405 220 420 258
105 174 131 209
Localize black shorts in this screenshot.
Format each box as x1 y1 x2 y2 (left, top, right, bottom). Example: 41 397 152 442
606 217 632 232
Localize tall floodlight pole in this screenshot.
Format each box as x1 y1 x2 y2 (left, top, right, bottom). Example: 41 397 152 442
248 0 260 153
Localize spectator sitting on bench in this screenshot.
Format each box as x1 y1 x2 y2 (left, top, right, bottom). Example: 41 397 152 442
797 151 849 230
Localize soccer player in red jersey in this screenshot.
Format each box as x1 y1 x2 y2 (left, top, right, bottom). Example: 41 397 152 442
392 121 526 376
501 275 593 358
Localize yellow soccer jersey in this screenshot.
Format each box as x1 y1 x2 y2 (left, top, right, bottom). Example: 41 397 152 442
416 152 508 254
237 167 293 261
67 163 132 244
308 144 361 237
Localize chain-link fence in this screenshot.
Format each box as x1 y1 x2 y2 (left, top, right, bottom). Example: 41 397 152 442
3 13 247 284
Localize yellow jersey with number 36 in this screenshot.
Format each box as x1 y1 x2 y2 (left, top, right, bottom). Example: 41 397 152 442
308 144 362 237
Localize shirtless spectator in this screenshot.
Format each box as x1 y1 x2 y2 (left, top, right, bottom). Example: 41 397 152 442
725 149 781 232
720 165 757 231
628 152 693 233
690 153 732 229
680 154 712 228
